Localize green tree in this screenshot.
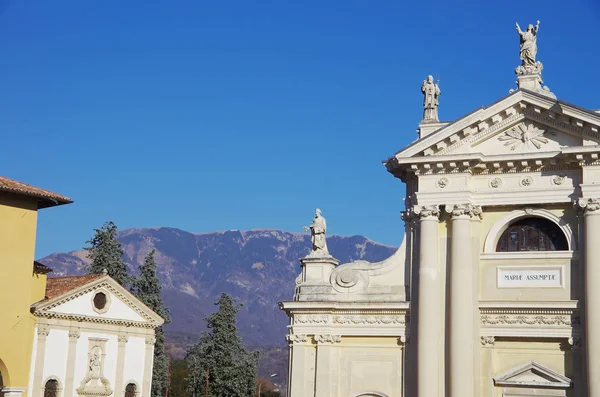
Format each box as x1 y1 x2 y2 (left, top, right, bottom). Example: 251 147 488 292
186 294 258 397
134 250 171 397
168 359 190 397
85 221 130 287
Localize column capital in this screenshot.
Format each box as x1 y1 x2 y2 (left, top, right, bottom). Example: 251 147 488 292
480 336 495 347
68 328 80 341
568 336 582 351
285 334 307 346
577 198 600 213
37 324 50 338
314 334 341 345
397 335 408 346
145 335 156 345
445 204 483 219
413 205 440 220
118 334 129 344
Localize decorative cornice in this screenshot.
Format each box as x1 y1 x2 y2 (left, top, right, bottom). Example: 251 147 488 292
295 314 329 325
314 334 341 344
413 205 440 219
285 334 307 345
34 311 158 329
481 336 495 347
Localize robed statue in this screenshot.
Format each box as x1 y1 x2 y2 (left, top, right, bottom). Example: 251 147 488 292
516 20 540 66
303 208 329 255
421 75 441 122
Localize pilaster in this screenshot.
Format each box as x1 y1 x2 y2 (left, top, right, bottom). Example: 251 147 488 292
113 333 128 397
141 334 156 397
63 328 80 397
285 334 311 397
31 324 50 397
314 334 341 397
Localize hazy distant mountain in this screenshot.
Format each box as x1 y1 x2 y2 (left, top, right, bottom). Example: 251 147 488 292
39 227 396 357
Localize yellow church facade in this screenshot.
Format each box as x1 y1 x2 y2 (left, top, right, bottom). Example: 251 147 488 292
281 24 599 397
0 177 71 397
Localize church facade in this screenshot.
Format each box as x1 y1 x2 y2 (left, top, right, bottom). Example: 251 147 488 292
280 23 600 397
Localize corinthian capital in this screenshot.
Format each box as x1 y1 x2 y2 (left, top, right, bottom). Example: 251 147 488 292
577 198 600 213
413 205 440 219
445 204 483 219
285 334 307 345
314 334 342 344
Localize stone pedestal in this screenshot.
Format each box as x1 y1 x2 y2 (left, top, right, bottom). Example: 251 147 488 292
295 255 339 301
514 62 555 99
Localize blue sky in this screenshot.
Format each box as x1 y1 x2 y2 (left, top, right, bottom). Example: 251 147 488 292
1 0 598 258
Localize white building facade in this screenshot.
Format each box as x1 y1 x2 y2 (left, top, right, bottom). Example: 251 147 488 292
28 274 163 397
281 24 600 397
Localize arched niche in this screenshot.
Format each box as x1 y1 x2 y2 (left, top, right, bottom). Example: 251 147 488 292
483 209 575 253
351 391 390 397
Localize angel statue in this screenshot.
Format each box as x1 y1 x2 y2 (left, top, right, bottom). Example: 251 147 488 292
516 20 540 66
303 208 329 255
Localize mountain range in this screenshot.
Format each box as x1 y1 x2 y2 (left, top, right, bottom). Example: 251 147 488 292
38 227 396 373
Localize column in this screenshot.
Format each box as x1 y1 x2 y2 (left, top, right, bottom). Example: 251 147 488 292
414 205 441 397
314 334 341 397
31 324 50 397
579 198 600 397
480 337 495 397
447 204 479 397
141 334 156 397
63 328 80 397
113 333 128 397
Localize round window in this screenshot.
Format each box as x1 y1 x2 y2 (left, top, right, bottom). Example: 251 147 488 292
93 292 107 310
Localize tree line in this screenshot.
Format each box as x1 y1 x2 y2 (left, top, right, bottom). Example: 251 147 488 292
84 221 276 397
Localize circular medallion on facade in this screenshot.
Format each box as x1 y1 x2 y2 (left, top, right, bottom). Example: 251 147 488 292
490 177 502 188
552 176 565 185
520 176 533 187
436 177 449 189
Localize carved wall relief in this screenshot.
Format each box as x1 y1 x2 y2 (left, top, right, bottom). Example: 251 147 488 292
76 338 112 397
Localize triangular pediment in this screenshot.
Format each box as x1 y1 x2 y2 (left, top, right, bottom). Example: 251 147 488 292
493 361 571 388
389 90 600 161
34 276 163 326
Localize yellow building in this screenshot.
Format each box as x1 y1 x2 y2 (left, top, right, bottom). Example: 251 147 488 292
0 176 71 397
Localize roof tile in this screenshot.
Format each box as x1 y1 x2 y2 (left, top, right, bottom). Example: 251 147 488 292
0 176 71 208
45 274 105 300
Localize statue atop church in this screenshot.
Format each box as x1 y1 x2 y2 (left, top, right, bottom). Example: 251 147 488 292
303 208 329 256
516 20 540 67
421 75 441 123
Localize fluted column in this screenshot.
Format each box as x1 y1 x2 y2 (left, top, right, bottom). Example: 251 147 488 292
414 205 441 397
446 204 481 397
578 198 600 397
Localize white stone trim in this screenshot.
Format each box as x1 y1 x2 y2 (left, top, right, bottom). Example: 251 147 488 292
91 289 111 315
351 392 390 397
483 208 576 252
41 377 63 397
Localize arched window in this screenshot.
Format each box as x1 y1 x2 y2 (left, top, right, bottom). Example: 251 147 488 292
124 383 137 397
496 217 568 252
44 379 59 397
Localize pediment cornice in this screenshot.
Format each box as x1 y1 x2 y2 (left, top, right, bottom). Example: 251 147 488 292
386 91 600 179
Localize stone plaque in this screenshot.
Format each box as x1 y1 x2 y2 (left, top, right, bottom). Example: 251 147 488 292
497 267 562 288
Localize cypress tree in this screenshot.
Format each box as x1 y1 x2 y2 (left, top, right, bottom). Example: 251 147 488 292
85 221 130 287
134 250 171 397
186 293 258 397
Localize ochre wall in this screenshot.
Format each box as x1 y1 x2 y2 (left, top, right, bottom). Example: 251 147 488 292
0 195 39 389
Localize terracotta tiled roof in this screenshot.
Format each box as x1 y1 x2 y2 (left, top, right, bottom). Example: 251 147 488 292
45 274 106 300
0 176 72 208
33 261 53 275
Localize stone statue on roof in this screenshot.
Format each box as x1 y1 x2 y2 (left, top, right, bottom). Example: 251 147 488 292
303 208 329 256
421 75 441 123
516 20 540 67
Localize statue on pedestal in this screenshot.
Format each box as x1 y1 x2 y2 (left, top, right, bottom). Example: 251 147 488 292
516 20 540 67
421 75 441 122
303 208 329 256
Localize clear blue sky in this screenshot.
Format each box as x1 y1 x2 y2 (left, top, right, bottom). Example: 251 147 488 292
1 0 598 258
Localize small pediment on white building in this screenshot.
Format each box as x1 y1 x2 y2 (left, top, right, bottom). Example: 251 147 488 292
493 361 571 389
32 274 163 327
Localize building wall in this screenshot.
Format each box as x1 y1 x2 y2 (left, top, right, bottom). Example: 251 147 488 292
0 195 39 389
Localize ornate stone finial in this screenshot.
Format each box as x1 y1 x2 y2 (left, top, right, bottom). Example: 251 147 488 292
303 208 329 257
421 75 441 123
101 268 108 275
513 20 555 98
